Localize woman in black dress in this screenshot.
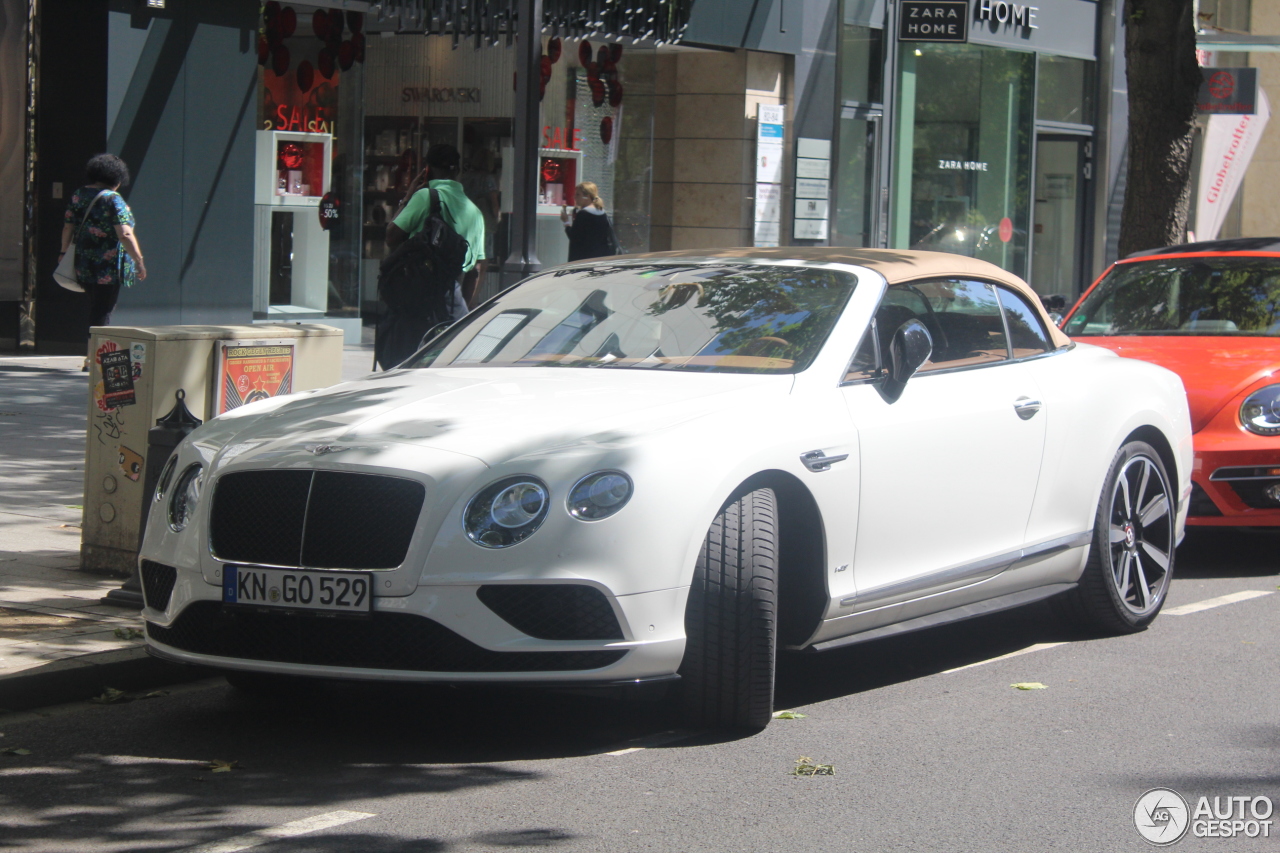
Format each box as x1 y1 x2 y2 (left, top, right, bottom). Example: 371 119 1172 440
560 181 618 261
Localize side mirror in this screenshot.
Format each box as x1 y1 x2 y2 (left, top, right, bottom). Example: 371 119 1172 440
1048 312 1065 327
878 318 932 403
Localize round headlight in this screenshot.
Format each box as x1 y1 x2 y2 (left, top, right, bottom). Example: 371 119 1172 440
465 476 550 548
154 454 177 502
168 464 203 531
1240 384 1280 436
568 471 633 520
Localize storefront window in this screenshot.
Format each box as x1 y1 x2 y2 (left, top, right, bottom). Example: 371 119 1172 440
840 25 883 106
1036 55 1094 126
255 4 365 323
892 43 1034 278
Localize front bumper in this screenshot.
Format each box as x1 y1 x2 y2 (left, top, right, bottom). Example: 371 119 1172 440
143 578 689 684
1188 417 1280 526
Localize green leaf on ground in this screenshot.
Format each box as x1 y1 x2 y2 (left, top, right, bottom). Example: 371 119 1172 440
1011 682 1047 690
791 756 834 776
64 505 82 510
113 627 144 640
208 759 238 773
141 691 169 699
772 710 807 720
1 747 31 756
91 687 128 704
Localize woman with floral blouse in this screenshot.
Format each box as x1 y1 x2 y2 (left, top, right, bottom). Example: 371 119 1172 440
60 154 147 368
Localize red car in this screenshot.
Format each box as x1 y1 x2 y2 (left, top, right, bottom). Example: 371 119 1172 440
1063 237 1280 526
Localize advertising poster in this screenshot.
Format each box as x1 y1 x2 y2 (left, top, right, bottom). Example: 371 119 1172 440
216 340 295 415
100 350 137 408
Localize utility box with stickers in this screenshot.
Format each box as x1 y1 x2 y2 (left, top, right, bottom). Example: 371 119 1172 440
81 324 344 577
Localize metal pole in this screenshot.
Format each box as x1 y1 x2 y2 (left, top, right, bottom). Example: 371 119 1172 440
502 0 543 288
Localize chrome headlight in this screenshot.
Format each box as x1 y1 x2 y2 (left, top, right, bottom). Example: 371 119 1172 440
168 464 203 531
567 471 633 520
1240 384 1280 436
465 476 550 548
154 454 177 502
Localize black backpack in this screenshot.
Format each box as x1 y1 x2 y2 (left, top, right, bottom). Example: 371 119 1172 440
377 188 469 322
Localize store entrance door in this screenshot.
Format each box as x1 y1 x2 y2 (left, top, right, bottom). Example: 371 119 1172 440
1030 136 1090 301
833 106 882 247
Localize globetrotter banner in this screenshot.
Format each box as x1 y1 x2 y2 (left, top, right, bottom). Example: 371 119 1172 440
1195 87 1271 242
215 341 295 416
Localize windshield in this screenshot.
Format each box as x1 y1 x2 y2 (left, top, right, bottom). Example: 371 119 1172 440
403 263 858 373
1064 257 1280 337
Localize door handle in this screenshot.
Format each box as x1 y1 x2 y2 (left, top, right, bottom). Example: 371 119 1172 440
800 450 849 472
1013 397 1042 420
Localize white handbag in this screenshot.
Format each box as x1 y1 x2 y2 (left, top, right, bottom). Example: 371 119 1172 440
53 190 111 293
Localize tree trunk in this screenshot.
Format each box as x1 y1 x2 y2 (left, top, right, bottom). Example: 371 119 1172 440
1118 0 1202 259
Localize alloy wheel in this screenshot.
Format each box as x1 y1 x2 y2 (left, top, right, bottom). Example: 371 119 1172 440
1107 454 1174 615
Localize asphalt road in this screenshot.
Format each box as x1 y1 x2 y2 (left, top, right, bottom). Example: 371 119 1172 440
1 528 1276 853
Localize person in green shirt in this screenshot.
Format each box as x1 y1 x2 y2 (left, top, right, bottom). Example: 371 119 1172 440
386 143 487 320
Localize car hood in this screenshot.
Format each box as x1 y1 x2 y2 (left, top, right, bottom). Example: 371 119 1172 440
201 367 793 468
1080 336 1280 431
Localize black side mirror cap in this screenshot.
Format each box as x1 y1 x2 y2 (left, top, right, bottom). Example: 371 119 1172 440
878 318 933 403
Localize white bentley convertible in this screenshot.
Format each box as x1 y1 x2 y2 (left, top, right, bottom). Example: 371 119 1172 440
140 249 1193 730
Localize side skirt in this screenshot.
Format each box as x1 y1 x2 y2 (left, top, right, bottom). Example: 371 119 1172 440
806 583 1077 653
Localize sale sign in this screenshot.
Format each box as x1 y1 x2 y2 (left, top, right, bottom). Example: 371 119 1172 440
215 341 295 415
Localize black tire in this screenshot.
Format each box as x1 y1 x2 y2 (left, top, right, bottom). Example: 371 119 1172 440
1063 440 1176 633
678 487 778 731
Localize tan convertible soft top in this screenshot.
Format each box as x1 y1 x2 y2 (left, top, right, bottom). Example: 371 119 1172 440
621 247 1072 349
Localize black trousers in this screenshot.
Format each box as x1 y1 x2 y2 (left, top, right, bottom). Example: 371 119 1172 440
88 282 123 337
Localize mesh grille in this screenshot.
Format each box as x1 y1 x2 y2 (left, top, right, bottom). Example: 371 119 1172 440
477 585 624 640
147 601 626 672
140 560 177 611
210 470 426 569
302 472 425 569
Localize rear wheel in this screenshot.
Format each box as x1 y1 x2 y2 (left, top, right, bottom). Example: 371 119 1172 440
1065 441 1176 633
678 487 778 731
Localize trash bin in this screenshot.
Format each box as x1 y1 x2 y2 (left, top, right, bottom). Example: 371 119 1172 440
81 324 344 577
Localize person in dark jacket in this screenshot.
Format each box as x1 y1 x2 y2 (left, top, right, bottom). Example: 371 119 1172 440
560 182 618 261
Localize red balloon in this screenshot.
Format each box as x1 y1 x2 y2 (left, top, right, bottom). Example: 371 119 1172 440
602 60 617 75
257 35 270 65
587 61 598 75
272 43 290 77
608 79 623 107
337 40 354 71
548 37 562 63
540 55 552 82
610 43 623 62
263 1 280 23
311 9 329 40
596 45 609 66
600 116 613 144
279 6 297 37
578 40 592 67
296 60 314 92
346 10 363 33
352 32 365 63
539 77 547 101
590 78 605 107
317 48 335 79
266 25 281 48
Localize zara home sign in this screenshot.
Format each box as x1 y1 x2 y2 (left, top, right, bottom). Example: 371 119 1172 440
899 1 969 43
975 0 1039 31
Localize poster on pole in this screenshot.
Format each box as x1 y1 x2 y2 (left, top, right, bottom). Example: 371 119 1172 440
755 104 786 247
1195 88 1270 241
215 340 295 416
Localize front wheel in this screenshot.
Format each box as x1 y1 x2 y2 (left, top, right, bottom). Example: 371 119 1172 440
1065 440 1176 633
678 487 778 731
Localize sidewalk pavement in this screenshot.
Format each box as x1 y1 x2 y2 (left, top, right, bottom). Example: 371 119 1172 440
0 343 377 710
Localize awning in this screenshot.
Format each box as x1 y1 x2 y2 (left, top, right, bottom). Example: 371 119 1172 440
368 0 693 45
1197 31 1280 53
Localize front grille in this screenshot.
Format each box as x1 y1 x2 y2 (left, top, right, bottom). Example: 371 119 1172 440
147 602 627 672
210 470 426 569
140 560 177 610
1226 480 1280 510
477 585 624 640
1188 482 1223 517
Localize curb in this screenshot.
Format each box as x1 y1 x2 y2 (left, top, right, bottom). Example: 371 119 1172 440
0 647 213 712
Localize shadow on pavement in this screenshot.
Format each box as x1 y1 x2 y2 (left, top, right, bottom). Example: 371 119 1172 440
1174 527 1280 579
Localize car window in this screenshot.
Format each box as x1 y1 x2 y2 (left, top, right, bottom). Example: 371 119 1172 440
844 322 881 382
910 279 1009 372
407 264 858 374
997 286 1052 357
1064 256 1280 336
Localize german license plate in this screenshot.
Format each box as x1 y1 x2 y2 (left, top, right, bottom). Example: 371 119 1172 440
222 566 372 614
